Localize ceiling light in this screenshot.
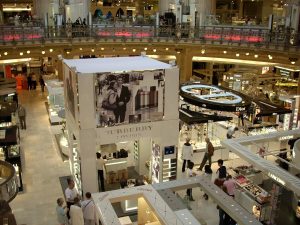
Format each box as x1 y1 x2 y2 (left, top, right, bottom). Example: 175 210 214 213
177 51 180 54
268 55 273 60
49 49 53 52
165 47 169 51
79 48 83 51
91 48 94 52
66 51 70 54
201 49 205 54
26 50 30 54
245 52 250 56
254 54 258 58
41 51 45 54
153 49 156 52
19 52 23 56
4 52 8 56
291 61 296 64
236 53 240 57
101 47 104 51
144 47 147 51
123 47 126 50
223 51 227 54
132 49 136 52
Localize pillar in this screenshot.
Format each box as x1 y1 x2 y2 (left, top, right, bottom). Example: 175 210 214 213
66 0 91 22
32 0 59 26
0 4 3 25
176 48 193 83
195 0 213 26
211 0 217 15
159 0 175 15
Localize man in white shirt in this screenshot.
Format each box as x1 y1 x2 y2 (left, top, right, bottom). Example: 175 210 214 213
70 197 84 225
81 192 99 225
65 178 80 219
182 138 193 172
96 152 105 192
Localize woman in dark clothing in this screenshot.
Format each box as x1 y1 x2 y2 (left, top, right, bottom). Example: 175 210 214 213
39 76 45 92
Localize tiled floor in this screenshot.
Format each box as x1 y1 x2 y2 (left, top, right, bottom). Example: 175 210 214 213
10 89 70 225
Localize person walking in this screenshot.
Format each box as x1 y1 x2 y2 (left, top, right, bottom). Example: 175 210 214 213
96 153 105 192
216 159 227 180
203 165 212 200
186 162 196 201
197 137 214 171
182 138 193 172
27 73 32 90
65 178 80 219
39 76 45 92
56 198 68 225
81 192 99 225
226 126 238 139
31 73 37 90
70 197 84 225
18 104 26 130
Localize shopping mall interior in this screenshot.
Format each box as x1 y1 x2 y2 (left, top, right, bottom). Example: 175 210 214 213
0 0 300 225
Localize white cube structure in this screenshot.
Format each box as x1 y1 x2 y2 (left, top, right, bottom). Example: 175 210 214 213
63 56 179 193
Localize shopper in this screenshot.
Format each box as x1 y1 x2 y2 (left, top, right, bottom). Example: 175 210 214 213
96 152 105 192
182 138 193 172
114 76 131 123
203 164 212 200
226 126 238 139
186 161 196 201
18 104 26 130
238 111 245 127
27 73 32 90
197 137 214 171
216 159 227 180
39 76 45 92
65 178 80 219
70 197 84 225
31 73 37 90
223 175 235 198
81 192 99 225
56 198 68 225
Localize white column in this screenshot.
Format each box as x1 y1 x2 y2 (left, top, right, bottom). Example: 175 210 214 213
159 0 175 15
67 0 90 21
195 0 213 27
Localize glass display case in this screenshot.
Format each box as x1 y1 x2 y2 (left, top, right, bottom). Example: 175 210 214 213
45 80 64 125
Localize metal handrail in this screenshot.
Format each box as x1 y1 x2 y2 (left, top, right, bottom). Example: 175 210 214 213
0 24 299 50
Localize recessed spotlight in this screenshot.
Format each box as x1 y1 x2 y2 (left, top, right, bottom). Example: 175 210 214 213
291 61 296 64
153 49 156 52
165 47 169 51
144 47 147 51
4 52 8 56
268 55 273 60
42 51 45 54
91 48 95 52
79 48 83 51
223 51 227 54
101 47 104 51
66 51 70 54
245 52 250 56
201 49 205 54
236 53 240 57
177 51 180 54
19 52 23 56
132 49 136 52
49 49 53 52
254 54 258 58
123 47 126 50
27 50 30 54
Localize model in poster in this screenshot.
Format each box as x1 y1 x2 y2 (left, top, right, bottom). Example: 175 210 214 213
114 76 131 123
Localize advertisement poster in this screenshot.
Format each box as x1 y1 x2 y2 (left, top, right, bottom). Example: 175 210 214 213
152 143 160 183
64 70 76 119
95 70 165 127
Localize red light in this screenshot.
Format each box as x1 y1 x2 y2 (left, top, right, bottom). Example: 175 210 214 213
4 35 21 41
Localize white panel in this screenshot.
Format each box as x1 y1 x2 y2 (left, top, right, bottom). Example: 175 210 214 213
78 73 96 129
79 129 98 193
164 67 180 120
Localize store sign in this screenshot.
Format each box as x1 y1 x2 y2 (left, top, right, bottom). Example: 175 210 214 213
262 67 270 74
236 107 246 112
279 135 294 141
268 172 286 186
279 69 290 77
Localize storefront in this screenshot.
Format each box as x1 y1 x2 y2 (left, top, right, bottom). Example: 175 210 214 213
63 56 179 193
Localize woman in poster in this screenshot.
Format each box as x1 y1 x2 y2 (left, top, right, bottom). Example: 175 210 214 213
100 81 118 126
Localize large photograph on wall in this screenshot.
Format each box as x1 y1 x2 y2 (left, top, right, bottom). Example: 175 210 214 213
65 70 76 118
95 70 165 127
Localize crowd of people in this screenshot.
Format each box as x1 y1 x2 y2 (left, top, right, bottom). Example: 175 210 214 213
26 72 45 92
56 178 99 225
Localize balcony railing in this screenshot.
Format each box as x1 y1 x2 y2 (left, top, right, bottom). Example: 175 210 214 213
0 24 299 50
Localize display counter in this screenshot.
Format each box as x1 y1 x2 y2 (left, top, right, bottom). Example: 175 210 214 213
192 141 229 162
104 158 128 172
296 202 300 218
234 174 271 223
246 123 278 136
45 80 64 125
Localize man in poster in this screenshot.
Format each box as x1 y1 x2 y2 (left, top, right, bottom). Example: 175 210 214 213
114 76 131 123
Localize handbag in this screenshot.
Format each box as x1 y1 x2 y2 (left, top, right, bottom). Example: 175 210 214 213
102 99 117 110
